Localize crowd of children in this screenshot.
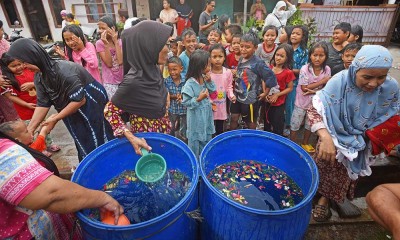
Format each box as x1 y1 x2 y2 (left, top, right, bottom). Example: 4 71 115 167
0 12 372 158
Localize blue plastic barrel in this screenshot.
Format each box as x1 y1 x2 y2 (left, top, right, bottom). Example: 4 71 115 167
71 133 199 240
199 130 319 240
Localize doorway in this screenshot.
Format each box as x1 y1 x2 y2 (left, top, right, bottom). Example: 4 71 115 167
20 0 53 42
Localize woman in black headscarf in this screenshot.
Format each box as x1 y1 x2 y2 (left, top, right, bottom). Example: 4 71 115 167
6 39 118 161
104 20 172 153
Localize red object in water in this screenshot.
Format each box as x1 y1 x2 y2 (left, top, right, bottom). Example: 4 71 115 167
101 211 131 226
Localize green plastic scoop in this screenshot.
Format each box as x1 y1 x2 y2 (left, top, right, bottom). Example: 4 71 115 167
135 149 167 183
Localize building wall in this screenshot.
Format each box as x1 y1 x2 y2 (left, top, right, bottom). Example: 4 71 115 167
1 0 129 42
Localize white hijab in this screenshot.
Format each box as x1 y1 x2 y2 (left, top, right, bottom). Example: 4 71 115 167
272 1 287 19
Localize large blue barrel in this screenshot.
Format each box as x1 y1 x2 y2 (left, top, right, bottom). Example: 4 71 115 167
200 130 319 240
71 133 199 240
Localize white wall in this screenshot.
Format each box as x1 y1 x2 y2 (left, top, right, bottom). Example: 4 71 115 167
1 0 130 42
1 0 33 39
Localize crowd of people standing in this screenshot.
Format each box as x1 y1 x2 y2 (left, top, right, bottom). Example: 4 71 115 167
0 0 399 239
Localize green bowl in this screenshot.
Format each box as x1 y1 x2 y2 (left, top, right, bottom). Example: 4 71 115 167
135 149 167 183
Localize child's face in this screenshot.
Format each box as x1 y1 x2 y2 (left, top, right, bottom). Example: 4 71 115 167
332 29 348 45
207 31 221 45
240 41 256 59
169 43 178 56
225 29 233 43
13 121 33 145
97 21 111 35
118 15 126 23
231 37 241 54
163 0 170 9
290 28 303 46
168 62 183 80
347 33 358 43
183 34 197 55
263 29 277 46
342 49 358 69
66 17 73 22
210 48 225 67
279 28 288 44
202 60 211 74
8 60 25 75
310 47 326 69
63 31 81 51
274 48 287 67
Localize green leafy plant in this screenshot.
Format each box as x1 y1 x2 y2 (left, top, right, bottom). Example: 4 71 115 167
242 17 265 40
287 8 318 47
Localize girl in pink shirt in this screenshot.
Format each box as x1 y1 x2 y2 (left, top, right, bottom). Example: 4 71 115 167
56 25 101 83
96 16 123 99
289 42 331 152
209 44 235 135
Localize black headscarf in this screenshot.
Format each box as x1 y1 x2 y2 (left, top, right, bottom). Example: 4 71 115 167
111 20 172 119
7 38 56 79
7 39 93 111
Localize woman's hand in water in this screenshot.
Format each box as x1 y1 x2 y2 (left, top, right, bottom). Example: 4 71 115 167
98 192 124 225
124 129 152 155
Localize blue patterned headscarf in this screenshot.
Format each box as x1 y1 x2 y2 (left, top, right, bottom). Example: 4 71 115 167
315 45 399 179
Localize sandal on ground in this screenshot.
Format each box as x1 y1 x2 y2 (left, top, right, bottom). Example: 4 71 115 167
302 144 316 153
47 144 61 152
334 198 362 218
312 204 332 222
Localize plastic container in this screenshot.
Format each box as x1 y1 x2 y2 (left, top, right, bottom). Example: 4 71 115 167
135 149 167 183
71 133 199 240
199 130 319 240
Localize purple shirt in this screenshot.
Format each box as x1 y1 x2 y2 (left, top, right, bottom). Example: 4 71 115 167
96 39 123 85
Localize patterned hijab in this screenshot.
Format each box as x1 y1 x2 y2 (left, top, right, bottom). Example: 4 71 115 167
315 45 399 179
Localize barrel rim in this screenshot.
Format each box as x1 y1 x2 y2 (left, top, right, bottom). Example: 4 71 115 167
72 132 199 230
199 129 319 216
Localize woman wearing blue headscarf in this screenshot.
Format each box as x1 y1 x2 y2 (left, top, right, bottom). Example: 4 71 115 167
308 45 399 222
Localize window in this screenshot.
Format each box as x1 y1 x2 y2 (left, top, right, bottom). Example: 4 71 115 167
85 0 115 23
49 0 66 28
1 0 23 27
